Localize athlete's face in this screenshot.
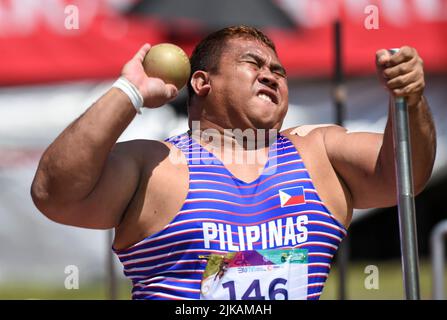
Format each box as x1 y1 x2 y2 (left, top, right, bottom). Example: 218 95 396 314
207 38 289 131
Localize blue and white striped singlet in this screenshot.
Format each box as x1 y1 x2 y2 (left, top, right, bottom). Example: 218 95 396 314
114 132 347 300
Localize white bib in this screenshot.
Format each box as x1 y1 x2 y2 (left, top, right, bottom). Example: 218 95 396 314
200 249 308 300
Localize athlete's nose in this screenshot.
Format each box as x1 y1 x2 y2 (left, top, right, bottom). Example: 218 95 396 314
258 70 279 91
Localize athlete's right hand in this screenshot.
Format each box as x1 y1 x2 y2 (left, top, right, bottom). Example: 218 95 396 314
121 43 179 108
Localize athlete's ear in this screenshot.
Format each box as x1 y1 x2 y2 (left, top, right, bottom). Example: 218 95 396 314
190 71 211 97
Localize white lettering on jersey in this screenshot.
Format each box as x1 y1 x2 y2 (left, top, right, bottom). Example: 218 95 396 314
268 219 282 248
202 215 309 250
203 222 218 249
296 215 309 243
246 226 260 250
284 217 297 246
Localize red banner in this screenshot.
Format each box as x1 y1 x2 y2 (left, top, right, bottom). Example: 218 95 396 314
0 0 446 85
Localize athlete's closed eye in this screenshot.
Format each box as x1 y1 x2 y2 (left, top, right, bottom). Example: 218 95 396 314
244 60 260 68
272 67 286 78
240 53 286 78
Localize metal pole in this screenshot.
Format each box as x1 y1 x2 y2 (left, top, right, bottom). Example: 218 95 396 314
333 19 348 300
389 47 421 300
430 220 447 300
333 20 346 127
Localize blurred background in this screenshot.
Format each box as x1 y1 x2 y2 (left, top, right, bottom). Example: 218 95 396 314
0 0 446 300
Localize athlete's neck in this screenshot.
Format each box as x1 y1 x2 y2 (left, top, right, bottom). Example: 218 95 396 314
188 119 278 151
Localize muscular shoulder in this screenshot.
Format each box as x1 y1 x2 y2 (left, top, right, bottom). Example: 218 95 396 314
281 124 335 143
283 124 343 136
281 124 354 227
281 124 349 146
114 139 169 152
113 139 176 170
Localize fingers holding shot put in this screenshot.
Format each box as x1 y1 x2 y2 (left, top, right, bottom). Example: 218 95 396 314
121 43 191 109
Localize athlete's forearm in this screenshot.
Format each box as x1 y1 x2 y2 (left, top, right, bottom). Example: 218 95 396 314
378 95 436 194
31 88 137 206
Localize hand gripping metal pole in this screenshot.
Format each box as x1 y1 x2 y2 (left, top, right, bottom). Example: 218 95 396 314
389 48 421 300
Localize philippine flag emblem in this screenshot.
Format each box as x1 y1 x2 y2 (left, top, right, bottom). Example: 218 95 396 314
279 186 306 207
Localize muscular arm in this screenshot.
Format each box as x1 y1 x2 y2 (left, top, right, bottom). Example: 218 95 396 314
323 47 436 209
31 44 178 229
31 89 140 228
324 96 435 209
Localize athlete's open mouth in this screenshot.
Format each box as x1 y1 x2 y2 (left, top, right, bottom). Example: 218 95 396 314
256 89 278 105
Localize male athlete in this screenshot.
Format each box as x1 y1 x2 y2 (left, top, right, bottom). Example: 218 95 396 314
31 26 436 300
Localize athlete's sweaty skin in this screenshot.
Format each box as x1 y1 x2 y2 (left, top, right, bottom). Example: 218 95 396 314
31 29 435 257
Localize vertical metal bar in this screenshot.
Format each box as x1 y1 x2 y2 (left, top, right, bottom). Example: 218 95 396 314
431 220 447 300
334 20 345 126
393 96 420 300
106 229 117 300
388 48 421 299
333 19 348 300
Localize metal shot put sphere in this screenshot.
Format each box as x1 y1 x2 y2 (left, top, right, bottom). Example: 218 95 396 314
143 43 191 90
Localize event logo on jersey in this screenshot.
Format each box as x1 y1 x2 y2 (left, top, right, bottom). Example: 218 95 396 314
278 186 306 207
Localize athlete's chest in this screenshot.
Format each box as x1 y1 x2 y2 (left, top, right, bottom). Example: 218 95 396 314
115 133 349 251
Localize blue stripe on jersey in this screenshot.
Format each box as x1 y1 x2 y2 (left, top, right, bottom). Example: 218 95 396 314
114 133 347 300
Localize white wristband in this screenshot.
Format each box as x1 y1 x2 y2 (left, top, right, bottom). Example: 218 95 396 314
112 77 144 114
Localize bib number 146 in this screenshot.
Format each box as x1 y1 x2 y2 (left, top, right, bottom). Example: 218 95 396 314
222 278 288 300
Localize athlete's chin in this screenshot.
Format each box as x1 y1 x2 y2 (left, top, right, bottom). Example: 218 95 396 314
250 116 282 130
249 111 284 130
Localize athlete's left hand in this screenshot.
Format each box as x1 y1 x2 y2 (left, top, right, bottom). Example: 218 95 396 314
376 46 425 106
